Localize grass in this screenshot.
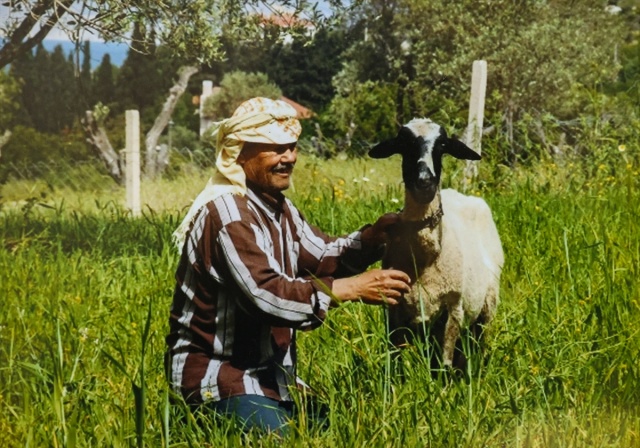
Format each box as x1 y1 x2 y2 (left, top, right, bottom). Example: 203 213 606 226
0 150 639 447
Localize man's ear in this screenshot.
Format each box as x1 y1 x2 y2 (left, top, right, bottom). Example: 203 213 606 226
444 139 481 161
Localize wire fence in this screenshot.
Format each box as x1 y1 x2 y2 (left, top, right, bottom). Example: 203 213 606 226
0 138 384 215
3 145 215 183
0 147 221 214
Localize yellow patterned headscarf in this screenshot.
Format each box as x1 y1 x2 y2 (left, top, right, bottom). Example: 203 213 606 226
172 97 302 250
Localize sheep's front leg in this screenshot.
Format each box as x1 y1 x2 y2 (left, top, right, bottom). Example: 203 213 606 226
443 302 464 368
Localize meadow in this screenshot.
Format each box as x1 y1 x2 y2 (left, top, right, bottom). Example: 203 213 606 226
0 145 638 447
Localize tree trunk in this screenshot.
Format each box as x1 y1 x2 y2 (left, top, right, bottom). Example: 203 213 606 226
145 65 199 179
82 111 123 183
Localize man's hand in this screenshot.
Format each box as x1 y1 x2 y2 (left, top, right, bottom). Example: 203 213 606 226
361 213 402 246
332 268 411 306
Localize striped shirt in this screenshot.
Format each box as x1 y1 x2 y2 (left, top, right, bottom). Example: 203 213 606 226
166 185 383 405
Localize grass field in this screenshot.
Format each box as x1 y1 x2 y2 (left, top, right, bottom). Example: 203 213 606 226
1 150 638 447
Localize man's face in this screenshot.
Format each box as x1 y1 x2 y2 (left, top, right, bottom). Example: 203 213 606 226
238 141 298 194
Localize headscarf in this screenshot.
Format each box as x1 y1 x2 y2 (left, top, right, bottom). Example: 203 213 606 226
172 97 302 251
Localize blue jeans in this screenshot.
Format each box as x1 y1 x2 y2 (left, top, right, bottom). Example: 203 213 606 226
204 394 329 435
209 395 294 434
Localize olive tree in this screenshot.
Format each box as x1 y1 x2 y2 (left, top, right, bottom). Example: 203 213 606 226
0 0 340 69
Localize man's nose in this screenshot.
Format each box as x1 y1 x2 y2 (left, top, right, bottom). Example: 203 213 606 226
281 148 297 163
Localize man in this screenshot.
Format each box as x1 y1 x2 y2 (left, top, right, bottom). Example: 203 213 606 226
166 97 411 434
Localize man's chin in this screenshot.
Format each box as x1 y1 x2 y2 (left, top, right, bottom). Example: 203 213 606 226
266 180 291 193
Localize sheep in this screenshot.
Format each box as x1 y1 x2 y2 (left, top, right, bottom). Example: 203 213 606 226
369 118 504 369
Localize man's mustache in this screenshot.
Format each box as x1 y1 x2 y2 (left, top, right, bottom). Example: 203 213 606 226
273 163 295 171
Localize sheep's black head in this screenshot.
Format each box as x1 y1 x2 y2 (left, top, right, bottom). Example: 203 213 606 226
369 118 480 204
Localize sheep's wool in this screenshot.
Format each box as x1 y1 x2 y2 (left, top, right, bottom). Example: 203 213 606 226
172 97 301 250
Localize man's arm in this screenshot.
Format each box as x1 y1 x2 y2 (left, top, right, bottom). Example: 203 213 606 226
218 218 332 327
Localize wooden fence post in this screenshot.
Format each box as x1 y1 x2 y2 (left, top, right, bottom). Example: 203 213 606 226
126 110 141 217
463 60 487 189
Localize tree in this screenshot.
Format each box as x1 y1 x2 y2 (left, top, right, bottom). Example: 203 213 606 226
0 1 339 69
324 80 398 155
114 22 164 115
9 43 79 134
83 65 199 182
202 71 282 120
78 40 94 112
144 65 200 178
266 27 349 110
339 0 626 157
93 54 116 107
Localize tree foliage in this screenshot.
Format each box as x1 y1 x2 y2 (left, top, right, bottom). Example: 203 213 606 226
9 43 79 134
401 1 625 120
93 54 117 109
113 22 164 116
325 0 627 159
202 71 282 120
324 79 398 154
265 27 349 110
0 0 341 69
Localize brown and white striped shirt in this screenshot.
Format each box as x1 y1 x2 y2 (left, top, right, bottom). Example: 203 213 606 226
166 185 382 405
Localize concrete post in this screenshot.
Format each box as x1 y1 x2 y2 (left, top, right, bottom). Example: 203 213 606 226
126 110 141 217
200 80 214 136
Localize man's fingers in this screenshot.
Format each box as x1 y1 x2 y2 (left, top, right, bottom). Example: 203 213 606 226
382 269 411 287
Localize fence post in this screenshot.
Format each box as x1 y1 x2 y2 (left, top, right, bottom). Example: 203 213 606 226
463 60 487 189
200 80 213 136
126 110 141 217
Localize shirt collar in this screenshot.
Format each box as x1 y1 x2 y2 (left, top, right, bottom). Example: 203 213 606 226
246 180 286 214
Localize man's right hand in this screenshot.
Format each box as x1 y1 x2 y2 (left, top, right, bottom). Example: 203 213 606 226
332 269 411 306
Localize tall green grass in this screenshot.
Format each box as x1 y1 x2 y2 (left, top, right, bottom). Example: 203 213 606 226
0 151 638 446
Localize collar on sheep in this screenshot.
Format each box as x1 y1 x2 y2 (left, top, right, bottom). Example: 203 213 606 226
398 202 444 232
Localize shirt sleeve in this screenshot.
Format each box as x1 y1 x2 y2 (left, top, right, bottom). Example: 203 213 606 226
217 218 332 328
292 207 385 279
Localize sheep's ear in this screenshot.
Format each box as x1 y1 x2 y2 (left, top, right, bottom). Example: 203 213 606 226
444 139 481 161
369 138 400 159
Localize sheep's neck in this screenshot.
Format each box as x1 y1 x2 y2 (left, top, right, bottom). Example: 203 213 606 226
396 189 443 272
402 189 443 225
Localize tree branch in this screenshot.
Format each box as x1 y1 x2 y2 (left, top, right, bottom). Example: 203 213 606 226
144 65 199 178
0 0 75 69
81 110 122 183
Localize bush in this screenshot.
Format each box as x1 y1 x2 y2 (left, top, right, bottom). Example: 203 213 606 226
0 126 91 183
201 71 282 120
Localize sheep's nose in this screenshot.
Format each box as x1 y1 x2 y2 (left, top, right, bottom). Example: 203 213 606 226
417 161 434 187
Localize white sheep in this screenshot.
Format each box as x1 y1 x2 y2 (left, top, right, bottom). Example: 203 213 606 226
369 118 504 369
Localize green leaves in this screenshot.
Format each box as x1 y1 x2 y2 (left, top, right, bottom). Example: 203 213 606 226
201 70 282 120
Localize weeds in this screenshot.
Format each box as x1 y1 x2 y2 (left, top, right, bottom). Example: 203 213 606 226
0 149 639 446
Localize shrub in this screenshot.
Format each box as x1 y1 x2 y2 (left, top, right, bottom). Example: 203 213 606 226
201 71 282 120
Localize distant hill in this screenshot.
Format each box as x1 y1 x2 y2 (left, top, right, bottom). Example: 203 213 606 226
41 39 129 69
